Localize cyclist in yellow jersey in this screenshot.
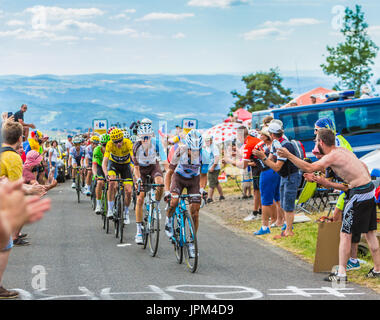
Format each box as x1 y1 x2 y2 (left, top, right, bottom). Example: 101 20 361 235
102 128 134 223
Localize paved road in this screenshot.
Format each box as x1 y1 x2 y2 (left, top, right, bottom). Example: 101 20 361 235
4 181 380 300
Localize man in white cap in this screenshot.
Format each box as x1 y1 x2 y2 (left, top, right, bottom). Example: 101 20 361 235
252 121 301 239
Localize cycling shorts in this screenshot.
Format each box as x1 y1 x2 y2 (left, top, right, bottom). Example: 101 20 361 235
170 172 201 204
72 156 82 166
95 164 105 179
107 161 133 185
138 163 163 193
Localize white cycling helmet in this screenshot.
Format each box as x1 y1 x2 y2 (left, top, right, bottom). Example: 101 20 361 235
184 129 203 150
140 118 152 125
122 128 130 139
137 122 154 136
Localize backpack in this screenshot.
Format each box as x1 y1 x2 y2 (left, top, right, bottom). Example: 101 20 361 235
290 140 306 159
0 146 18 154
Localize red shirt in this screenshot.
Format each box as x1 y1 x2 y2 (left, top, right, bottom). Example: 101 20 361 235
243 136 264 161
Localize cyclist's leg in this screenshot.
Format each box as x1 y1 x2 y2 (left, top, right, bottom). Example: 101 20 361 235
106 162 118 217
188 175 201 232
122 163 133 207
167 172 184 218
152 163 164 201
71 161 78 188
95 166 105 201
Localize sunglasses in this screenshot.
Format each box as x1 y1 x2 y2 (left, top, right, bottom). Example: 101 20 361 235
114 139 123 144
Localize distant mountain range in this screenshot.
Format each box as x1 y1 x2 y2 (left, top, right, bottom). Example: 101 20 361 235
0 73 340 135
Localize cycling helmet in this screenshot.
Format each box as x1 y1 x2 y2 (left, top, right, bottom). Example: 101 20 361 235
110 128 124 141
137 122 154 136
140 118 152 125
315 118 336 134
122 128 130 139
107 126 117 134
100 133 110 145
130 135 138 143
72 135 83 144
90 135 100 144
184 129 203 150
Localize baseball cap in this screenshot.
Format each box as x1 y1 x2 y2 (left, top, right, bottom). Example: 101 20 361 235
260 126 271 138
269 119 284 129
268 122 283 134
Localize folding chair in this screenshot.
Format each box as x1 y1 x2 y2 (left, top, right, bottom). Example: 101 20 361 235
295 181 318 214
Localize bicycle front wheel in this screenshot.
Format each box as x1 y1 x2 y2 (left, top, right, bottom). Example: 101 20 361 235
173 214 183 264
183 212 198 273
118 194 125 243
148 203 160 257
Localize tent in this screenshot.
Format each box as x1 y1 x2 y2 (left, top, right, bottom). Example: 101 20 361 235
283 87 336 107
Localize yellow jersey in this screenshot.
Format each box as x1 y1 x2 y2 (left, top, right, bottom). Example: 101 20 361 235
0 148 23 181
104 138 133 164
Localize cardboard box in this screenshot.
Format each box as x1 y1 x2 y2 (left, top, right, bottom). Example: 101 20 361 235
313 221 342 273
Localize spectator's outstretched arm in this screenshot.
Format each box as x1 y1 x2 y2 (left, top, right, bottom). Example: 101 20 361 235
277 147 328 173
0 179 50 248
23 183 47 197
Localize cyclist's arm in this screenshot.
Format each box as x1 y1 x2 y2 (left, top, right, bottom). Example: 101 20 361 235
92 162 97 177
164 167 174 192
102 156 109 178
200 173 207 189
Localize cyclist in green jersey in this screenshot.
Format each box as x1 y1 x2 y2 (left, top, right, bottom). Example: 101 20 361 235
92 134 109 214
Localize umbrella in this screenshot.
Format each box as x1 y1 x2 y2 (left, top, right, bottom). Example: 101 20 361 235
234 108 252 121
204 122 243 144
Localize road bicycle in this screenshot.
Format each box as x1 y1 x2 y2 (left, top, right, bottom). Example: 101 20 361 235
137 176 164 257
74 167 85 203
166 194 200 273
108 177 132 243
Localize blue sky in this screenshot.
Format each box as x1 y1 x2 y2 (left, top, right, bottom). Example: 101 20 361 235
0 0 380 77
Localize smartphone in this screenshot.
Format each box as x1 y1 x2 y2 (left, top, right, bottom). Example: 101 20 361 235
7 112 13 118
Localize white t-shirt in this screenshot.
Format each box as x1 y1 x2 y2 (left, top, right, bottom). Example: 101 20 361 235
65 141 73 151
49 147 59 163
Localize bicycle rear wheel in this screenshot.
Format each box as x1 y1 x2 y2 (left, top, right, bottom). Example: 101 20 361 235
91 180 97 211
114 195 120 238
142 213 148 249
183 212 198 273
76 171 81 203
173 214 183 264
148 202 160 257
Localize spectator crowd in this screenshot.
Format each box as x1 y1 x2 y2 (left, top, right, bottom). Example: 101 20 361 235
0 104 53 298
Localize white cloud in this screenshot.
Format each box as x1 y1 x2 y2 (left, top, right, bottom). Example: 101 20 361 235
0 28 80 41
108 27 137 35
43 19 105 33
6 20 25 27
188 0 248 8
110 9 136 20
242 27 291 40
262 18 323 28
243 18 323 41
25 6 104 21
172 32 186 39
137 13 194 21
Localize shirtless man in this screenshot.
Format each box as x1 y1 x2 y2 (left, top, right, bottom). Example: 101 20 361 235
277 128 380 282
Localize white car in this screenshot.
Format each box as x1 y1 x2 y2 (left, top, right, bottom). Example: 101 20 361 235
360 148 380 176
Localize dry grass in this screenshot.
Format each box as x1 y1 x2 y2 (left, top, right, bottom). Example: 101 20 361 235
202 186 380 294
